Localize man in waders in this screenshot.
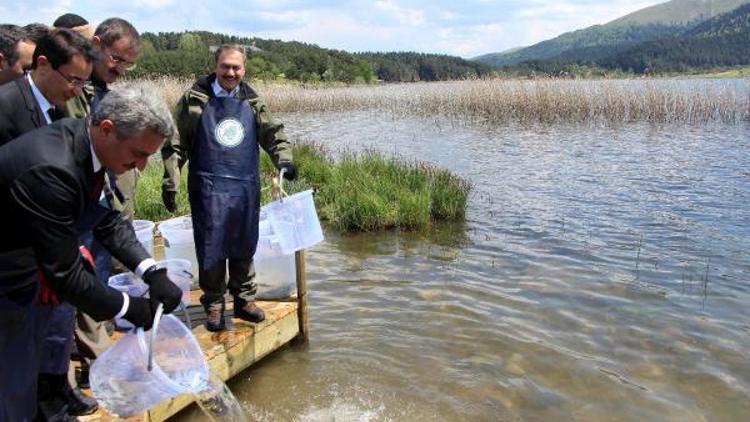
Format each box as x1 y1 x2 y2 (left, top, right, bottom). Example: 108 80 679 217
162 44 296 331
0 82 183 421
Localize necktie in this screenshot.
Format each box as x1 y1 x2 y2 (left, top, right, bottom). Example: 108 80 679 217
47 107 64 122
91 169 105 202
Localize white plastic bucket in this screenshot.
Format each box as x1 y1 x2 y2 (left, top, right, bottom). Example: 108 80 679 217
263 190 324 255
154 258 193 305
254 235 296 300
132 220 155 257
108 273 148 331
158 216 199 273
90 315 209 418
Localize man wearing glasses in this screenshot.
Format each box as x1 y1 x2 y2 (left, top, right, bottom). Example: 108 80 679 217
0 24 39 86
63 17 141 411
0 28 96 420
0 28 93 146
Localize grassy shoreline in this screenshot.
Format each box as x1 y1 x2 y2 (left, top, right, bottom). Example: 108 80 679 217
134 143 471 232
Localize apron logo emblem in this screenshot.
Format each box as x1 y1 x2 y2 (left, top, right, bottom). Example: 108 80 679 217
215 117 245 148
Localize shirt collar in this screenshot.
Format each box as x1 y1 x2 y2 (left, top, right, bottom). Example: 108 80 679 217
211 78 239 98
26 72 54 123
86 125 102 173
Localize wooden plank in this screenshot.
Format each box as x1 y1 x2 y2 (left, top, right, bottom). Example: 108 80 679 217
80 301 299 422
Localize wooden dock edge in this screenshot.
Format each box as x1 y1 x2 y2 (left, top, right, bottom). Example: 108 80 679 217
79 238 309 421
145 301 299 421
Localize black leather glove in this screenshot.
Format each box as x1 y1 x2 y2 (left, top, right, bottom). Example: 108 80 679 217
162 189 177 212
123 296 157 330
280 162 297 181
143 267 182 313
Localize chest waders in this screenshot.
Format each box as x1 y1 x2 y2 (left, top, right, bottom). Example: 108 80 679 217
188 96 260 271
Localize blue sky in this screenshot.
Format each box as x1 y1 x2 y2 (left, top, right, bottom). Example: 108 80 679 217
1 0 664 58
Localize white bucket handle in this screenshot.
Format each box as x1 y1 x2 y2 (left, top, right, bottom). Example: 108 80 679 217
147 302 164 372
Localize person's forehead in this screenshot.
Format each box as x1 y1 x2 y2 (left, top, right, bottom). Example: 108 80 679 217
106 36 139 56
217 50 244 64
17 40 35 55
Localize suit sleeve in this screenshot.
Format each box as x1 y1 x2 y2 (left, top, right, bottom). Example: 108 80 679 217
92 209 150 271
10 165 125 321
252 96 293 168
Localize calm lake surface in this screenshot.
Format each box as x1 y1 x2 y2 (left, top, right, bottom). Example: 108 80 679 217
181 107 749 421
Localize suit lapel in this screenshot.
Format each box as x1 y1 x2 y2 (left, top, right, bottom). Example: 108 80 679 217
18 76 46 128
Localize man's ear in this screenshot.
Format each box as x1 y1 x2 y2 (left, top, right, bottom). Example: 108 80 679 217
0 53 6 71
36 55 49 68
92 35 102 47
98 119 115 137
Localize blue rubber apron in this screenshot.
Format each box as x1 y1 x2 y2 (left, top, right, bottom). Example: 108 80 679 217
188 96 259 270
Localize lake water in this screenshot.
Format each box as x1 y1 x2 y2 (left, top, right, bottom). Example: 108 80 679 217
179 108 749 421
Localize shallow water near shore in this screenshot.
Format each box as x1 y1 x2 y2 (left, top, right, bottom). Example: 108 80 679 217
177 103 750 421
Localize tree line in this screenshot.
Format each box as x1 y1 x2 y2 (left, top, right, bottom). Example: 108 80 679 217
131 31 492 83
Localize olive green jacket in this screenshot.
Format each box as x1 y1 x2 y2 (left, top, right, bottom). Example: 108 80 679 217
161 74 293 193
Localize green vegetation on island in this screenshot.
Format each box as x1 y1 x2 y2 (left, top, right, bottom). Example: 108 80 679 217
135 143 471 232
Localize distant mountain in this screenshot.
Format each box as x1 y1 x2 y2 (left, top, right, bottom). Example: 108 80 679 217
608 0 748 26
599 3 750 72
474 0 750 67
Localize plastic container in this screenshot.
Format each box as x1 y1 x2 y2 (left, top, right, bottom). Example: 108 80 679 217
263 190 324 255
132 220 155 257
108 273 149 331
158 216 199 273
254 235 296 300
90 315 209 418
154 258 194 305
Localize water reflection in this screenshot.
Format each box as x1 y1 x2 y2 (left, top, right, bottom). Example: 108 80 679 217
177 111 749 421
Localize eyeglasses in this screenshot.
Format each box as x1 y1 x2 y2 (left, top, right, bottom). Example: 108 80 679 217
53 68 90 88
108 53 137 71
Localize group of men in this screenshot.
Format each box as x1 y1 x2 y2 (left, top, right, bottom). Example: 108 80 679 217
0 12 296 422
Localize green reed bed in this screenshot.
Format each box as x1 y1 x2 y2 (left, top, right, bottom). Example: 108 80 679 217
134 142 470 232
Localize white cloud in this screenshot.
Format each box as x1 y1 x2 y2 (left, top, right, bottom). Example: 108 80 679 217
374 0 426 26
0 0 667 57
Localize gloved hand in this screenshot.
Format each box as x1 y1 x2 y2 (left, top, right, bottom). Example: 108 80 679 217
143 267 182 313
280 162 297 181
162 189 177 213
123 296 158 330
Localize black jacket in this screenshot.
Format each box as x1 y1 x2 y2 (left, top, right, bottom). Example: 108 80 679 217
0 75 47 147
0 118 149 320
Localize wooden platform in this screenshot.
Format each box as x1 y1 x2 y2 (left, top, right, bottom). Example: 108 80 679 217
79 244 309 421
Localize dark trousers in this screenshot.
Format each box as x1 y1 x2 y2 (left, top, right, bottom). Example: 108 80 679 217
199 258 257 312
38 302 75 376
0 284 49 421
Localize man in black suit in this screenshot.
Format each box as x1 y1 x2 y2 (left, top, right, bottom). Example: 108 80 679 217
0 24 36 86
0 83 183 421
0 28 93 146
0 28 98 420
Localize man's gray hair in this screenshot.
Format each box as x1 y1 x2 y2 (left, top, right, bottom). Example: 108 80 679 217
91 82 174 140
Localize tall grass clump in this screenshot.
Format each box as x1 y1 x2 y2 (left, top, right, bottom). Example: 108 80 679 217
135 143 470 232
147 75 748 125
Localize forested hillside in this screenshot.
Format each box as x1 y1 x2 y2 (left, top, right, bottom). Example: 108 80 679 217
474 0 750 67
131 31 490 82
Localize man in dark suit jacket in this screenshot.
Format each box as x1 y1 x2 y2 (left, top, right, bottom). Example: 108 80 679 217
0 28 98 420
0 83 183 422
0 28 94 147
0 24 37 86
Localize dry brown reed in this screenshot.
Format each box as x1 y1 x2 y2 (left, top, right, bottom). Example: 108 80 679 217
141 76 749 124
